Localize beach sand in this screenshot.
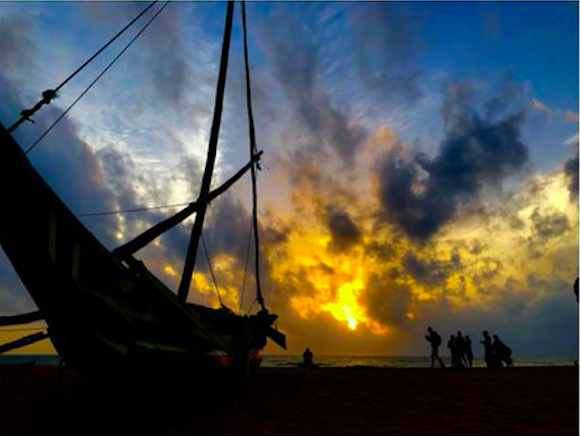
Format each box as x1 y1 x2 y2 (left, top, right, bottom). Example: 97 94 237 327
0 365 577 434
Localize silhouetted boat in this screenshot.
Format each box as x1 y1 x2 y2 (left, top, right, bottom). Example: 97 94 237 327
0 0 285 383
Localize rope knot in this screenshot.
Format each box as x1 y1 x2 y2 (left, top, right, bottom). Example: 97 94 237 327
41 89 57 104
19 109 35 124
255 150 262 170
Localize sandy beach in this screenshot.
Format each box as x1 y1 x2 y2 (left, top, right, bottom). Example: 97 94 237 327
0 365 577 434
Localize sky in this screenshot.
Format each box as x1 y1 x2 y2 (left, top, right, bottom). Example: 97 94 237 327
0 1 578 358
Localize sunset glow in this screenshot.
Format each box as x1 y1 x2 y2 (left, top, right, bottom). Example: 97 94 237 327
0 1 577 358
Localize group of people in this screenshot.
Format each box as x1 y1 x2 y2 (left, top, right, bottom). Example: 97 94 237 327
481 330 513 368
447 331 474 368
425 327 513 369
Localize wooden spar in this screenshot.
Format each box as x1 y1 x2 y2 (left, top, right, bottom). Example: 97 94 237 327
266 326 286 349
0 311 43 326
114 202 198 258
0 331 49 354
178 1 234 302
113 151 262 259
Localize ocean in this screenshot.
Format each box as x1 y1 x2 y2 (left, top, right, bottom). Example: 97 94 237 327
260 355 575 368
0 354 575 368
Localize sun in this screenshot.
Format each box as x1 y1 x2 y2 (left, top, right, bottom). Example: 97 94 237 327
321 279 365 331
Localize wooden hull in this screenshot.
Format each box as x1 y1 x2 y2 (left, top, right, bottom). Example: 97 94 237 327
0 123 272 381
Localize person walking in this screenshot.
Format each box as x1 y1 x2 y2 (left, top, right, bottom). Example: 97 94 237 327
425 327 446 368
492 335 513 367
455 331 468 367
448 334 463 368
465 335 474 368
481 330 499 368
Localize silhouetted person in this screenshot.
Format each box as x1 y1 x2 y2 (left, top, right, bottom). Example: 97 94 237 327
448 334 463 368
492 335 513 367
447 334 455 365
455 331 468 367
303 347 313 367
481 330 499 368
465 335 474 368
425 327 445 368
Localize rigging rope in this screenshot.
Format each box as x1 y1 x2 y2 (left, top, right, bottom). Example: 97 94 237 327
241 0 266 311
8 1 158 133
239 220 254 313
201 232 224 307
77 200 192 218
24 1 171 156
246 297 258 316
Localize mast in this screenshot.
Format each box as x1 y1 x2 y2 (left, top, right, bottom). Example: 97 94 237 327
241 1 266 311
178 1 234 302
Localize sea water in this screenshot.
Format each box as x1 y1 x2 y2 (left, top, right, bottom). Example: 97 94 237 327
260 355 576 368
0 354 575 368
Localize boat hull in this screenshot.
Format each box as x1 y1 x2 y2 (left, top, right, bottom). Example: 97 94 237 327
0 123 272 382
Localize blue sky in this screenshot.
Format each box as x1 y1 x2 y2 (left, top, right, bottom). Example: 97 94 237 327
1 2 577 166
0 1 578 357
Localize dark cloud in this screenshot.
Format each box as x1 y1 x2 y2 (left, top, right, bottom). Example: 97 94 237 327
141 5 193 109
401 250 461 287
96 145 178 249
377 81 529 241
94 128 204 274
0 14 33 75
377 150 454 242
483 73 528 120
257 4 366 164
472 259 503 287
197 194 286 295
203 195 252 264
530 208 570 241
176 154 202 199
325 206 361 252
284 151 323 191
524 207 571 258
365 241 396 262
469 239 486 255
97 146 141 211
564 151 578 201
346 2 424 105
362 273 411 327
508 213 526 230
259 211 289 247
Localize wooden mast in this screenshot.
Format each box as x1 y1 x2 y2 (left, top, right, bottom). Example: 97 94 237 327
178 1 234 302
